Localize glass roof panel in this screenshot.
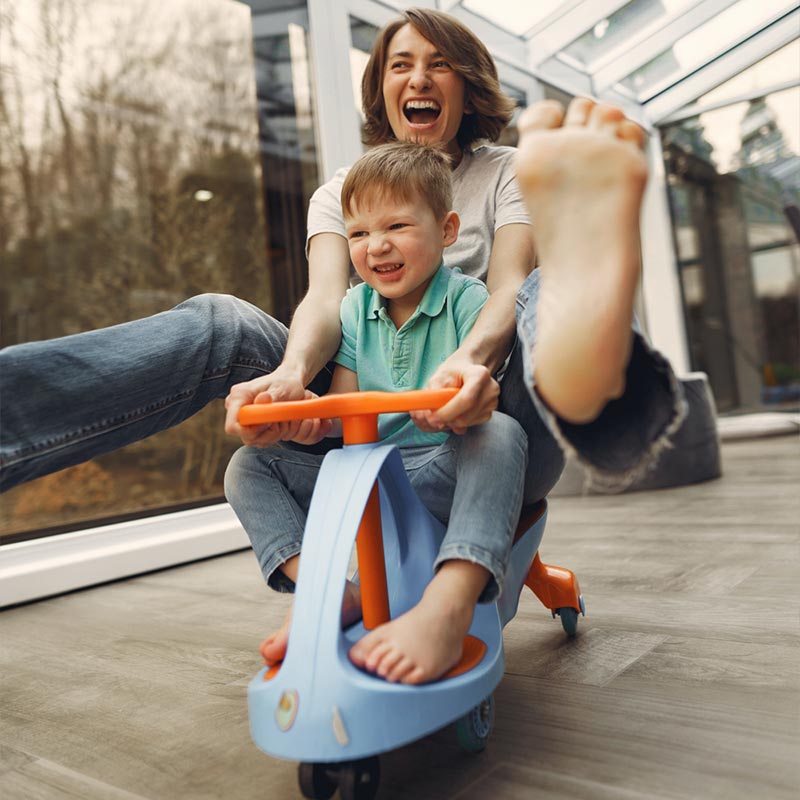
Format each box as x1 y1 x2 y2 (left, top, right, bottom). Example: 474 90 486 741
693 39 800 110
562 0 694 67
462 0 570 36
619 0 794 97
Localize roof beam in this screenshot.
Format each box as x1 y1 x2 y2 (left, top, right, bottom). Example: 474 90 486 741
592 0 740 94
645 9 800 124
527 0 630 67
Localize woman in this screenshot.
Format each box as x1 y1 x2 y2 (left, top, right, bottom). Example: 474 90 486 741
1 7 682 507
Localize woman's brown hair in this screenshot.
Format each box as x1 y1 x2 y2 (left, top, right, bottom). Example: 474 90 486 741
361 7 516 150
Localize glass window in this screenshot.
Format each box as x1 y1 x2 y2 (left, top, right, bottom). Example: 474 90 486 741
0 0 320 542
662 80 800 412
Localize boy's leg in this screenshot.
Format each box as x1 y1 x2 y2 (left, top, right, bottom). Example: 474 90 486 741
224 445 360 664
0 294 289 491
349 413 527 684
513 99 686 490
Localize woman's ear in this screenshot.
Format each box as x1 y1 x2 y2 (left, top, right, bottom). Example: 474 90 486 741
442 211 460 247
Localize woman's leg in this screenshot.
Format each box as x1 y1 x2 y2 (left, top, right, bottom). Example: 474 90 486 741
513 266 685 494
0 294 294 491
509 99 686 492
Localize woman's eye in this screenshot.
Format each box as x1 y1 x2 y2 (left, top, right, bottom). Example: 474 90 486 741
431 60 449 69
389 61 408 70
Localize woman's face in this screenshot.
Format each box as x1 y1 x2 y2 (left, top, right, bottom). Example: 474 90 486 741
381 24 469 158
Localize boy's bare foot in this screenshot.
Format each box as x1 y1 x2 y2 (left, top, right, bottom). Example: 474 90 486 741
260 580 362 666
349 561 488 685
515 97 649 424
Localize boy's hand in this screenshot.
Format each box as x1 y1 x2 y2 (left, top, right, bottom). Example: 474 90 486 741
225 370 327 447
410 359 499 435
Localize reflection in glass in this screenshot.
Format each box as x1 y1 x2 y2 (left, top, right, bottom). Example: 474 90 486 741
0 0 319 540
662 78 800 412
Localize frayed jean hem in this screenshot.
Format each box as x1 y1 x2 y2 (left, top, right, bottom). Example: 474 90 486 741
434 543 508 604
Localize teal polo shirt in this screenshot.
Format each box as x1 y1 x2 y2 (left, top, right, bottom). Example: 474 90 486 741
334 264 489 447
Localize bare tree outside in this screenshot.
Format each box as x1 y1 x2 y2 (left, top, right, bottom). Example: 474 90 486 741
0 0 281 538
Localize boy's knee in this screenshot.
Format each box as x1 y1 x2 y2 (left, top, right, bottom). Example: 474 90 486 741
223 446 249 503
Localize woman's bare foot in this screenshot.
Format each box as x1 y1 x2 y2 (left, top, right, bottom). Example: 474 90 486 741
515 97 649 424
349 561 488 685
259 580 362 666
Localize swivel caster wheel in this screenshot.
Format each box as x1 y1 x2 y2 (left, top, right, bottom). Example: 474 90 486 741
338 756 380 800
298 762 337 800
454 694 494 753
556 594 585 636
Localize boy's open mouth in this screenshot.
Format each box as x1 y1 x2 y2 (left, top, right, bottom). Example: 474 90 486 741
372 263 404 274
403 99 440 125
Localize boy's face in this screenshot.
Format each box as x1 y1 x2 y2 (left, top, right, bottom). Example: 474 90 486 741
344 193 459 312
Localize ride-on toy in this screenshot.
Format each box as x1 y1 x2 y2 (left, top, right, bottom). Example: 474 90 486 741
238 389 584 800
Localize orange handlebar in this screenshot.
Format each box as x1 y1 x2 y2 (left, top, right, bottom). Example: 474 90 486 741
238 388 459 427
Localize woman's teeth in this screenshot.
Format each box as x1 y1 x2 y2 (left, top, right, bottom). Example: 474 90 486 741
403 99 441 123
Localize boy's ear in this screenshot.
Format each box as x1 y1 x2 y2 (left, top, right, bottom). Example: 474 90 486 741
442 211 460 247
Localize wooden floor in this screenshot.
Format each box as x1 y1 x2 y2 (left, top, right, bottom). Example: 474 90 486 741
1 435 798 800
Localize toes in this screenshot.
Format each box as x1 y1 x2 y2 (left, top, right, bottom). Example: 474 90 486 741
518 100 565 134
365 641 392 672
564 96 594 126
375 649 405 679
617 119 647 150
401 665 427 685
385 656 415 684
588 102 626 133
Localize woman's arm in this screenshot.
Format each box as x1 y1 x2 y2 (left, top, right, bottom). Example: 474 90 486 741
420 223 534 433
224 232 351 446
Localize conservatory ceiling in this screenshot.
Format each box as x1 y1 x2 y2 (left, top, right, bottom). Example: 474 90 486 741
439 0 799 125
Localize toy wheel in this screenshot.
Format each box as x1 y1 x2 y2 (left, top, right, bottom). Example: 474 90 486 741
558 606 579 636
298 762 337 800
455 694 494 753
337 756 380 800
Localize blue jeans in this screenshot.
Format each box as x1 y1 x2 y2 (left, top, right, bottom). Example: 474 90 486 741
0 275 683 495
224 413 527 603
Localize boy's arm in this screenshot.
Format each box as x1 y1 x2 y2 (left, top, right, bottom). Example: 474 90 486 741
225 232 351 447
423 223 534 433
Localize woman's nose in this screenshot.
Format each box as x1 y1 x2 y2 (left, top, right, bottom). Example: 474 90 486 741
409 64 431 90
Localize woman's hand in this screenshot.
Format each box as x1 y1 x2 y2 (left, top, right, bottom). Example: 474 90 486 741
410 356 500 435
225 372 331 447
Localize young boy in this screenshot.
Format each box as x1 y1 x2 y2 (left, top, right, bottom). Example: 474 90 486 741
224 141 527 685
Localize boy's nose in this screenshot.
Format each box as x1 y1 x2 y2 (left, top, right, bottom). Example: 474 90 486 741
367 234 390 255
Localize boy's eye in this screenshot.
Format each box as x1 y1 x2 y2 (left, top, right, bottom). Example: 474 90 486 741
349 231 368 239
389 223 407 230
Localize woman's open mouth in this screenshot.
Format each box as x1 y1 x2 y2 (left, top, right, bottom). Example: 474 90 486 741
403 99 441 126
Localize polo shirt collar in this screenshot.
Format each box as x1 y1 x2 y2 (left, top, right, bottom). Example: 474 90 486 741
367 263 448 321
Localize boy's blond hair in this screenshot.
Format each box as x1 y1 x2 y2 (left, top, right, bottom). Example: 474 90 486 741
341 142 452 221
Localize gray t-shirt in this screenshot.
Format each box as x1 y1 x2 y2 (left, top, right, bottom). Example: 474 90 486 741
305 145 531 285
